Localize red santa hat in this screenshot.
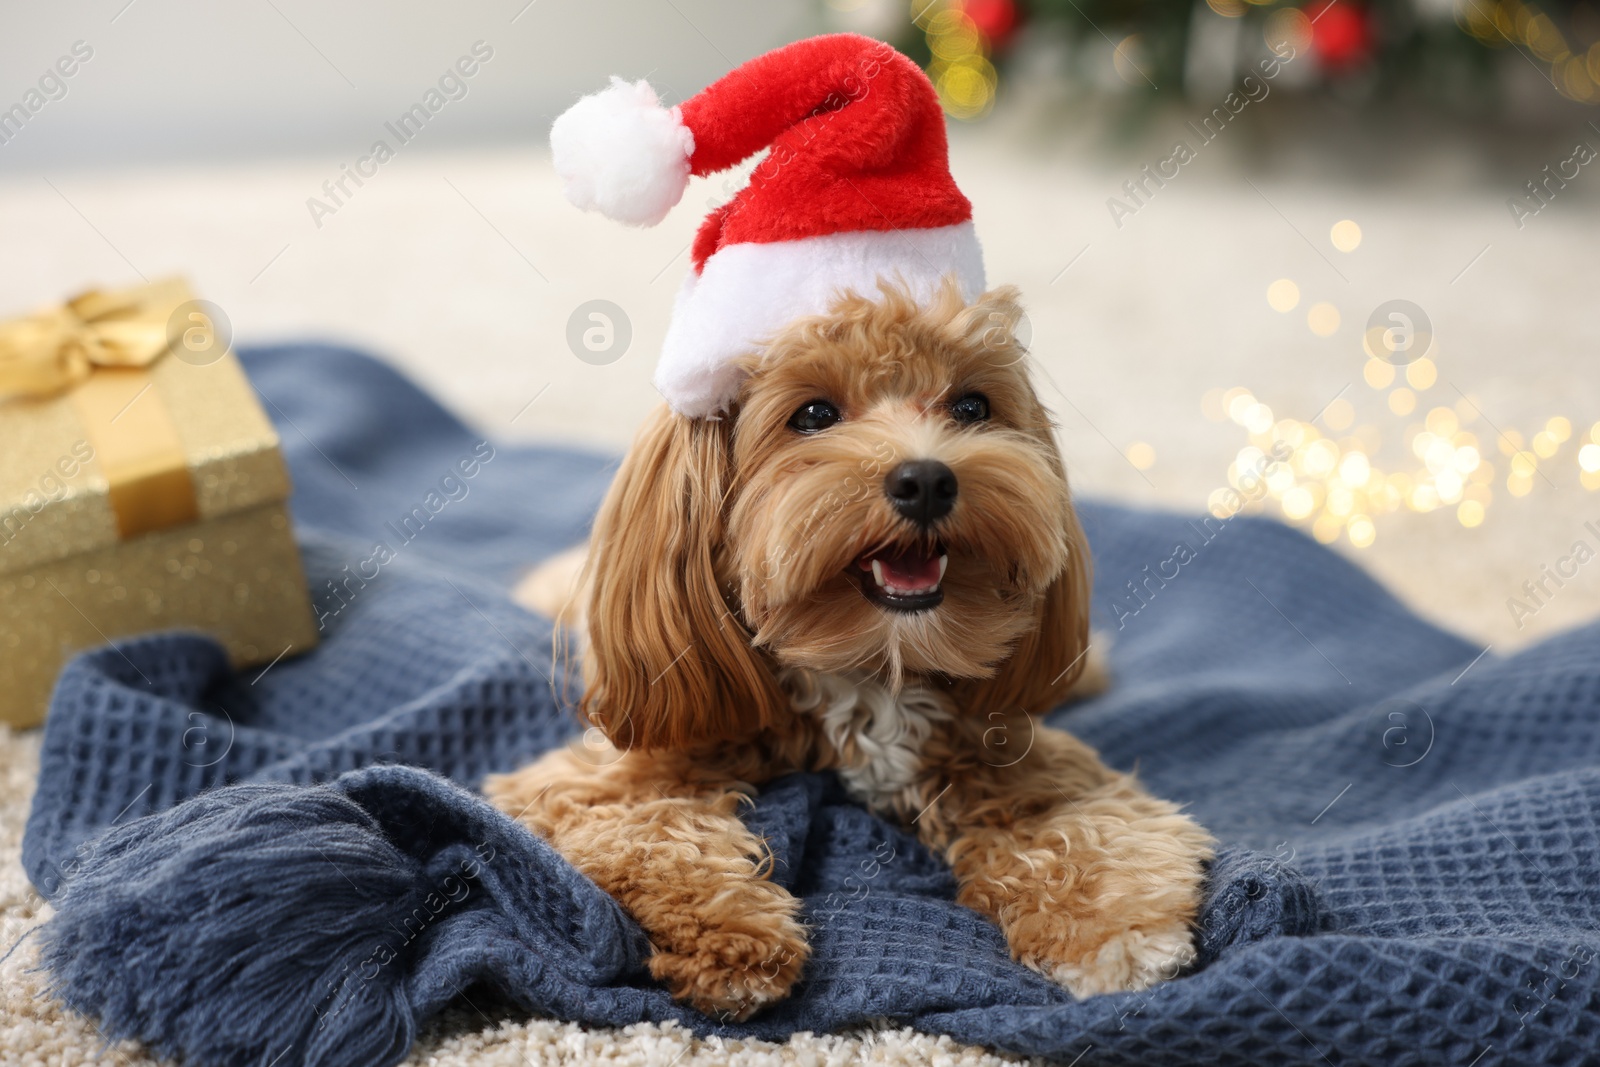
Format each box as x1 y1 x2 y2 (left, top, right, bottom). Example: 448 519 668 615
549 33 985 418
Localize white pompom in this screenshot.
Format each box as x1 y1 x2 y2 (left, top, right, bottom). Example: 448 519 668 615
550 77 694 228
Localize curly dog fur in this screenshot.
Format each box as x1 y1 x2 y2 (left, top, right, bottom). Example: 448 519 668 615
486 281 1213 1020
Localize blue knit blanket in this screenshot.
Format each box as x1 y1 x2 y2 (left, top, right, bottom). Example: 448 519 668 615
23 346 1600 1067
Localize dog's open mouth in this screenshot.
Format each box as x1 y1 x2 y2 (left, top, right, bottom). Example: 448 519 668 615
854 544 947 612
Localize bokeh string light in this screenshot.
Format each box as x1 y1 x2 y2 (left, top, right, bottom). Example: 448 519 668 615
1197 274 1594 549
913 0 1005 119
1457 0 1600 103
878 0 1600 110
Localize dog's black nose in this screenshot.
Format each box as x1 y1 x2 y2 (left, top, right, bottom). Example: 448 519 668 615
884 460 957 526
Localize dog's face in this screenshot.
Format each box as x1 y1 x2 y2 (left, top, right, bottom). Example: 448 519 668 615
580 282 1091 750
726 283 1078 682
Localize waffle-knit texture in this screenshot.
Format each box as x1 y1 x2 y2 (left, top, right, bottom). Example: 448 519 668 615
22 346 1600 1066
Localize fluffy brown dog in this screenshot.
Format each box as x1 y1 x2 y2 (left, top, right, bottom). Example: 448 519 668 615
485 281 1214 1020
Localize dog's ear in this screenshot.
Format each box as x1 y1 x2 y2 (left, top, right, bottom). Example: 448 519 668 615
579 405 785 750
948 302 1094 719
957 469 1092 719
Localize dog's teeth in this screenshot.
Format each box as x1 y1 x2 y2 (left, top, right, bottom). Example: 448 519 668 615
938 555 948 581
870 559 887 590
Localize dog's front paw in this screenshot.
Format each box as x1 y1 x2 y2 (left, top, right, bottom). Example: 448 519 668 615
965 784 1213 999
1021 919 1198 998
648 915 810 1021
999 844 1207 997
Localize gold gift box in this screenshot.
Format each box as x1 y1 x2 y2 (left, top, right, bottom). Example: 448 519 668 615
0 278 318 727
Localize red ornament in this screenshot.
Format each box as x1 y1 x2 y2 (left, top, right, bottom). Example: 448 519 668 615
960 0 1019 50
1307 1 1373 70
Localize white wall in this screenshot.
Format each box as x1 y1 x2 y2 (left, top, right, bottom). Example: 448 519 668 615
0 0 817 170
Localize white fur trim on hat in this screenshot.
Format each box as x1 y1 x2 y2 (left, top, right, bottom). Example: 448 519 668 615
549 77 694 228
653 222 986 417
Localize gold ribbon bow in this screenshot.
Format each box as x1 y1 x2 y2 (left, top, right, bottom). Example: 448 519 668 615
0 279 200 538
0 280 184 401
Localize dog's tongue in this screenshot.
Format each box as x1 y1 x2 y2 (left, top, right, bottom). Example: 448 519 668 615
879 549 941 587
857 547 946 594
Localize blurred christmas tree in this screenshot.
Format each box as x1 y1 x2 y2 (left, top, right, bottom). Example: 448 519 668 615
822 0 1600 116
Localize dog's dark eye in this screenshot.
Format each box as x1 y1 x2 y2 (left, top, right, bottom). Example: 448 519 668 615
788 399 841 434
950 393 990 424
